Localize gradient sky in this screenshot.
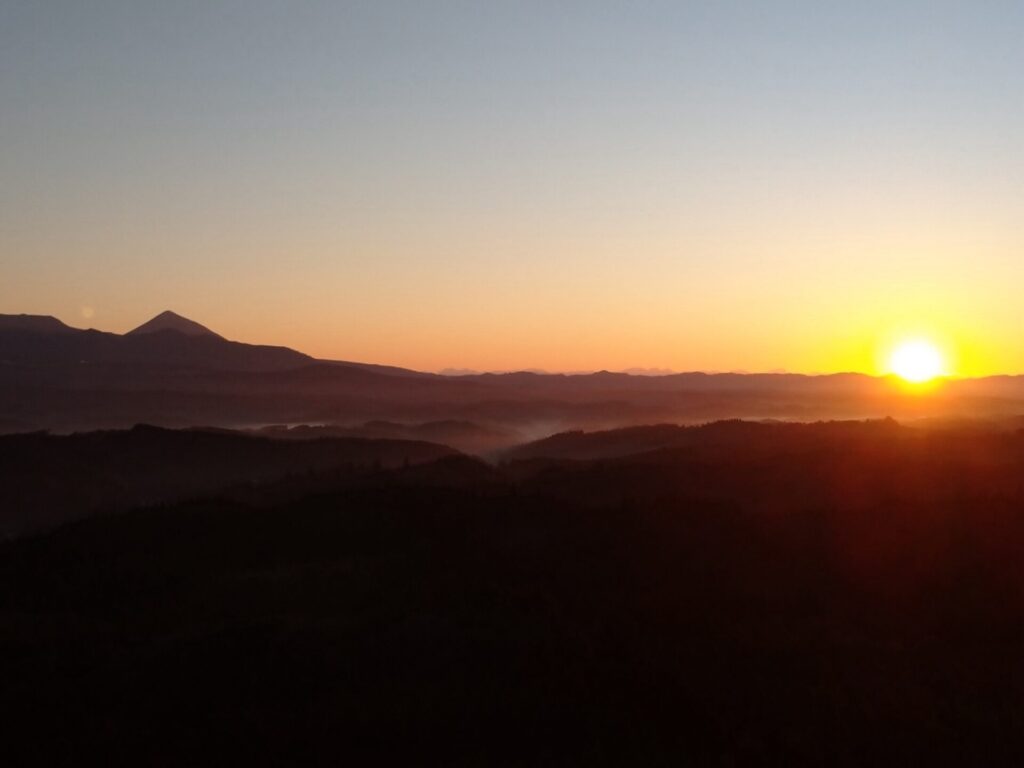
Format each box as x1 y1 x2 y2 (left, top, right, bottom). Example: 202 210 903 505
2 1 1021 374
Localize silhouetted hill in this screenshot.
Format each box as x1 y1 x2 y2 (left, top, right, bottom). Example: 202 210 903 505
0 419 1020 764
127 309 223 338
502 418 910 462
0 323 313 373
502 422 695 461
257 420 521 454
0 313 77 334
325 359 439 379
0 425 458 537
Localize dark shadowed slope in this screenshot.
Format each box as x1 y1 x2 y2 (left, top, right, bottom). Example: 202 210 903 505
0 425 459 537
502 422 697 461
0 419 1020 765
502 419 912 462
255 420 522 455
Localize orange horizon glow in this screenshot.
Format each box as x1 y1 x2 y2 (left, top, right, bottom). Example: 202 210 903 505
3 4 1020 381
7 305 1010 380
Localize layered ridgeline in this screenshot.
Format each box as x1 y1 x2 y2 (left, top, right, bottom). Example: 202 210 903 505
3 311 1024 438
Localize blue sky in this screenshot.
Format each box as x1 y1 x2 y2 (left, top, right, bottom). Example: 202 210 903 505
2 1 1021 372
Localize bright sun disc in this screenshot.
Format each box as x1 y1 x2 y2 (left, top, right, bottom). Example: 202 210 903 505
889 340 944 383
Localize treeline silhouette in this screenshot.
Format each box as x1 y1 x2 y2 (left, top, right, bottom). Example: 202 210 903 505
0 420 1021 765
0 425 456 537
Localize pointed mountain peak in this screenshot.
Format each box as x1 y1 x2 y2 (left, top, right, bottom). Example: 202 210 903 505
127 310 222 339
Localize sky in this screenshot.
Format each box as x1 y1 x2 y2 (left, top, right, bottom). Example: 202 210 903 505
1 1 1021 375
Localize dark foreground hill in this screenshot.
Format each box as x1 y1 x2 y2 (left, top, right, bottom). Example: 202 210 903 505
0 426 458 537
0 420 1020 765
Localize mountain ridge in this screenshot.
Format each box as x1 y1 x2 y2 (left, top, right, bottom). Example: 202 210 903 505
0 314 78 334
4 311 1024 438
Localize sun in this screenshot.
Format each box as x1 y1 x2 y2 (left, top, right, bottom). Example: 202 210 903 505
889 339 945 383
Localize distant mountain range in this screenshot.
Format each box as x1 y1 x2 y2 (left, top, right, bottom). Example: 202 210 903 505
2 310 1024 439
